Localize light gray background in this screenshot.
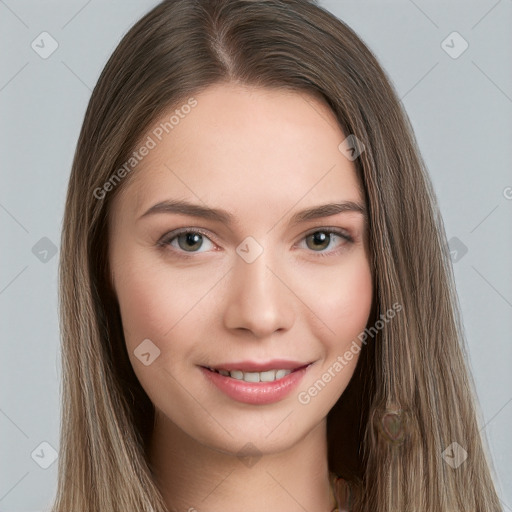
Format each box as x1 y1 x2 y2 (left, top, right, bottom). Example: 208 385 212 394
1 1 511 510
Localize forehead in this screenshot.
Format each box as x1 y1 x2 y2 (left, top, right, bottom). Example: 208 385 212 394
114 83 364 222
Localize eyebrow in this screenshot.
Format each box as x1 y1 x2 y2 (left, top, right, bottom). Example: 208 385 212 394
138 198 367 225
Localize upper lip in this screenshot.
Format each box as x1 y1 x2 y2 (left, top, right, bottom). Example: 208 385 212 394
203 360 312 372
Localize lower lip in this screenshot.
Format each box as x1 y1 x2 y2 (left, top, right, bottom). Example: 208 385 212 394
200 365 311 405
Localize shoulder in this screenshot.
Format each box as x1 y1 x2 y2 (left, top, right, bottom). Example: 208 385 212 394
330 473 353 512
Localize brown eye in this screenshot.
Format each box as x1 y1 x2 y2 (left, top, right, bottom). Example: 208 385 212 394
305 231 331 251
176 232 204 252
301 229 353 255
160 229 216 254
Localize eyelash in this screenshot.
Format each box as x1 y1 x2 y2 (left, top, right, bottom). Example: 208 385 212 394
157 227 354 259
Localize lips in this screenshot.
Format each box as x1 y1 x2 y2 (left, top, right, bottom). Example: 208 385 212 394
203 359 311 373
200 362 312 405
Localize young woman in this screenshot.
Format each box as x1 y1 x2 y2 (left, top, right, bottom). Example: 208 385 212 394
53 1 502 511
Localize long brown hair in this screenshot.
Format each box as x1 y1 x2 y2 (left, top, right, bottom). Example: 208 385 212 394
53 0 502 510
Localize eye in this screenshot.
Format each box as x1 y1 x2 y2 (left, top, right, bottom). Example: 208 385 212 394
299 228 353 255
157 227 353 258
158 228 216 254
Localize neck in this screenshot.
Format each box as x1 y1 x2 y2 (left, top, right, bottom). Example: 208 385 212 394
148 413 336 512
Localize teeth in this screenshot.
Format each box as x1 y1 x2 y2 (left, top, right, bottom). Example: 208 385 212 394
213 368 293 382
244 372 260 382
260 370 276 382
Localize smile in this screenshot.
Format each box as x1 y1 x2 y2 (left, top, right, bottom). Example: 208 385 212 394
205 367 298 383
200 362 313 405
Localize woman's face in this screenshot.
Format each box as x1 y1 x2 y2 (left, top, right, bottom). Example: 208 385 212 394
109 83 373 455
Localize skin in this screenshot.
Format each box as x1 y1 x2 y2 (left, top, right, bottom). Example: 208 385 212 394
109 82 373 512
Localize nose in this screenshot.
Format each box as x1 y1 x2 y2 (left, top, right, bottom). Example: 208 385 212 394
222 248 295 338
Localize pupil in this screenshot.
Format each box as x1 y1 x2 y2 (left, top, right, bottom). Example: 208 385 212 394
180 232 202 251
309 232 329 251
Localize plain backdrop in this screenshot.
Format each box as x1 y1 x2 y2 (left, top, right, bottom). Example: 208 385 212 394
1 1 511 510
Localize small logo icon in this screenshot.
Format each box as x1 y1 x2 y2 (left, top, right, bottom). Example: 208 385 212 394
448 236 468 263
236 442 262 468
441 31 469 59
134 338 161 366
338 134 365 161
442 441 468 468
236 236 264 263
379 410 407 444
31 441 58 469
32 237 58 263
31 32 59 59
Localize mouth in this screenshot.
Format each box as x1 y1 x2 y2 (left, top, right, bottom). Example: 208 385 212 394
200 361 313 405
201 363 312 384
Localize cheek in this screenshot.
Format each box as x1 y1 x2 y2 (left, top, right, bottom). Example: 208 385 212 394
295 258 372 410
112 260 197 404
113 253 209 346
112 251 224 394
309 255 373 343
114 270 170 345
